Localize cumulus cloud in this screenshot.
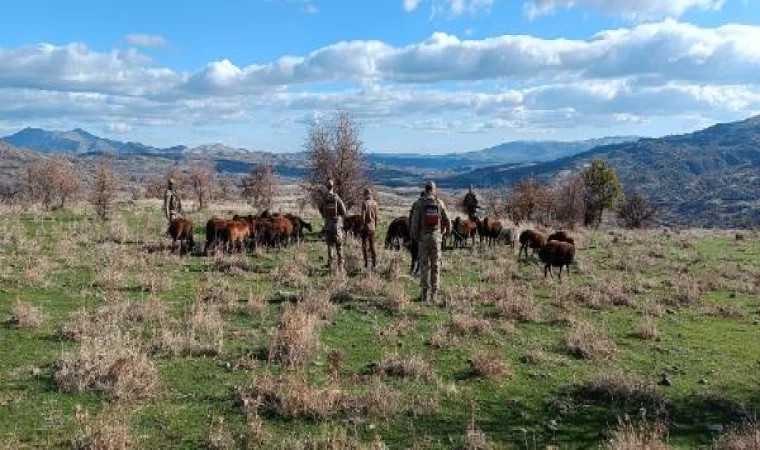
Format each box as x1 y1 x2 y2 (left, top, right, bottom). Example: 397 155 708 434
1 19 760 142
105 122 132 134
404 0 422 11
524 0 725 20
125 34 167 48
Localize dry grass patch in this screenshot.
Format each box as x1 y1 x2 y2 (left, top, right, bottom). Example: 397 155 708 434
496 287 541 322
578 372 663 408
449 314 492 337
239 372 347 420
632 318 660 341
7 299 45 328
71 406 133 450
268 304 320 369
716 420 760 450
53 329 158 401
376 353 436 381
469 350 511 381
662 278 702 306
566 321 617 361
298 288 335 320
707 303 746 320
152 302 224 357
351 376 403 418
276 252 309 289
603 415 668 450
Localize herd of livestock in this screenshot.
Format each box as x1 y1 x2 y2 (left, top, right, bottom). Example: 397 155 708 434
166 210 577 279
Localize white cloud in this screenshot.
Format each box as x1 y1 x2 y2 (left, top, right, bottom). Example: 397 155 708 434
403 0 494 17
524 0 725 20
105 122 132 134
1 20 760 143
125 34 167 48
403 0 422 11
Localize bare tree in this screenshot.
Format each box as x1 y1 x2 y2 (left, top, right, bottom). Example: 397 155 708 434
90 157 120 220
552 173 585 229
301 111 369 210
505 178 553 226
481 187 506 218
20 156 80 210
189 161 214 211
49 155 80 209
618 190 657 229
241 165 276 210
216 175 236 202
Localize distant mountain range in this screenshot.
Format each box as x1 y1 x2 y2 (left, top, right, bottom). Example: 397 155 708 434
3 117 760 228
0 127 638 169
439 115 760 228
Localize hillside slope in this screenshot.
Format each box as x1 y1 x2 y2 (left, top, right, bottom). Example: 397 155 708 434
439 116 760 228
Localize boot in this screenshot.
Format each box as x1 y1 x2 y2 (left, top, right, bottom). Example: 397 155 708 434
418 288 428 303
429 289 437 304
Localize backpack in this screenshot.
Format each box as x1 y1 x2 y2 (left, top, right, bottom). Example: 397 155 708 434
423 197 440 229
324 194 337 219
363 200 376 228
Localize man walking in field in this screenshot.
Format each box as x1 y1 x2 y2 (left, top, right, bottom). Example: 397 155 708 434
463 184 479 220
164 177 183 228
360 187 379 269
319 179 347 272
411 181 451 303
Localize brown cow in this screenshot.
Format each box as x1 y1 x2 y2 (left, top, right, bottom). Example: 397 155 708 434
167 217 195 255
518 229 547 261
538 240 575 279
204 218 251 255
481 217 504 247
547 230 575 246
385 216 410 250
451 216 479 248
343 214 363 239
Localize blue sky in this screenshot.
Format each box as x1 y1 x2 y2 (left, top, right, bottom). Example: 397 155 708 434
1 0 759 153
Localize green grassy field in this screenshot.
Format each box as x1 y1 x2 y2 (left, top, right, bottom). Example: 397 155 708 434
0 205 758 449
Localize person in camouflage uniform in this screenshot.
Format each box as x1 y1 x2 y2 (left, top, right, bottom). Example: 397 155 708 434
319 179 347 272
410 181 451 303
360 187 379 269
463 184 479 220
163 178 183 232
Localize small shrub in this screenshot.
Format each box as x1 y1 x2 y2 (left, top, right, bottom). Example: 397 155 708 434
351 376 403 418
276 253 309 289
716 420 760 450
53 330 158 401
604 414 668 450
469 351 510 381
240 372 347 420
377 353 435 381
566 321 617 360
71 406 132 450
632 318 659 341
269 304 319 369
449 314 492 336
497 288 541 323
8 300 44 328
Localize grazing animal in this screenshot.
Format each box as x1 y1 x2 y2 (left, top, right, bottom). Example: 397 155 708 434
204 218 251 255
270 216 294 248
409 239 419 275
167 217 195 255
481 217 504 247
451 216 479 248
518 229 547 260
284 213 312 243
498 227 516 250
538 241 575 279
547 230 575 246
385 216 411 250
342 214 363 239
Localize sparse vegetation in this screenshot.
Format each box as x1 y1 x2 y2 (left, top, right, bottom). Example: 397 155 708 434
0 194 757 449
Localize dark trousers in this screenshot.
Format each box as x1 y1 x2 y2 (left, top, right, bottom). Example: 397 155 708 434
361 229 376 268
